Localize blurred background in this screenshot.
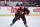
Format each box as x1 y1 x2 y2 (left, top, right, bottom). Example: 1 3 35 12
0 0 40 6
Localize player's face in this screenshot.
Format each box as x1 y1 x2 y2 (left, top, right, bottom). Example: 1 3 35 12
22 6 24 9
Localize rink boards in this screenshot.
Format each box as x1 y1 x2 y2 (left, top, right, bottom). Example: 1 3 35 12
0 7 40 16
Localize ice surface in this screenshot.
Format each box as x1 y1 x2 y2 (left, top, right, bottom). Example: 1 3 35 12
0 16 40 27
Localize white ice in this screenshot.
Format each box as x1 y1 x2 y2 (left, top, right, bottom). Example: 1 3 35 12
0 16 40 27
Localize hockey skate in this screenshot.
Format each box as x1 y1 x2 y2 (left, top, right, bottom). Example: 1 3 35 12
25 25 28 27
26 25 28 27
10 23 13 26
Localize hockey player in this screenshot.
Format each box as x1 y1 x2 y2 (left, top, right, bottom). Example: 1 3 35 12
10 6 30 27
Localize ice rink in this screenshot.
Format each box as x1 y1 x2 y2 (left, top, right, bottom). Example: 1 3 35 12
0 16 40 27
